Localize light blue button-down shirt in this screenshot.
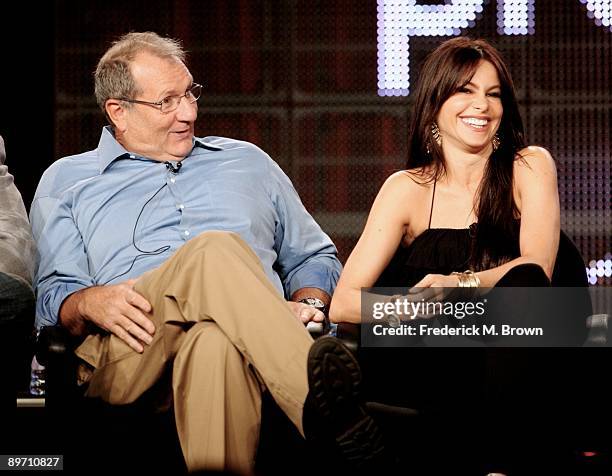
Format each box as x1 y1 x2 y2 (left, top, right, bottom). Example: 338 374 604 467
31 127 341 328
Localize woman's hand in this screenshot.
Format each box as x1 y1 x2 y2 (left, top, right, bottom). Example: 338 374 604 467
411 273 460 289
405 273 461 318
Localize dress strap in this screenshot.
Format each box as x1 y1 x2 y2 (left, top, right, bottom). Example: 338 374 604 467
427 178 437 229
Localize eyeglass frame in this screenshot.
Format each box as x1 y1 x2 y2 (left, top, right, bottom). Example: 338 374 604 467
115 83 202 113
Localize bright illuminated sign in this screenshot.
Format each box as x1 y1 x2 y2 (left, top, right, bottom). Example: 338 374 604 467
377 1 554 96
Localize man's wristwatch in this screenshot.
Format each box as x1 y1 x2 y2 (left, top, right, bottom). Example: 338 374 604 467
298 297 328 316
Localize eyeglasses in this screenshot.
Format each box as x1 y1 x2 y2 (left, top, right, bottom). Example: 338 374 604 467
117 83 202 113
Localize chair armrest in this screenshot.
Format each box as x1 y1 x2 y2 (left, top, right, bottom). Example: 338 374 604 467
307 314 337 338
35 325 71 366
585 314 609 346
35 326 81 408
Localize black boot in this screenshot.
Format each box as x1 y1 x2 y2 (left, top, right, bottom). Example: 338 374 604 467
303 336 386 471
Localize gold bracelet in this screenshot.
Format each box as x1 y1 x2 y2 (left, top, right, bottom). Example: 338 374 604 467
451 270 481 288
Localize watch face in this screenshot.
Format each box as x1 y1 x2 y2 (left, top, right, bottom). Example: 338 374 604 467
300 297 325 309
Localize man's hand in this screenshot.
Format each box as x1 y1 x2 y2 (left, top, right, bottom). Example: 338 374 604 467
64 279 155 353
287 301 325 325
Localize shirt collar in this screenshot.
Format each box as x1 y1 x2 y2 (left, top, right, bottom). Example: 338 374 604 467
96 126 223 174
194 137 223 152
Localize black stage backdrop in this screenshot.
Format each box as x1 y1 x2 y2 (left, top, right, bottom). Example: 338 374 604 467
0 0 609 284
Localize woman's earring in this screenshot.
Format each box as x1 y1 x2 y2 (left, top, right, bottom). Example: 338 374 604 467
492 133 501 152
427 122 442 155
431 122 442 146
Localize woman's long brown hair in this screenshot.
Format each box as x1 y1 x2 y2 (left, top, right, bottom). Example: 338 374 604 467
406 37 527 269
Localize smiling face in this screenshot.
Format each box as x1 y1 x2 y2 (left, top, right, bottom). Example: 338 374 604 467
435 60 503 156
110 51 198 162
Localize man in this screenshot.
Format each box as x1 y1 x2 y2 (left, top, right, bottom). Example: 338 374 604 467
0 135 35 324
0 135 36 441
0 134 35 333
31 32 381 473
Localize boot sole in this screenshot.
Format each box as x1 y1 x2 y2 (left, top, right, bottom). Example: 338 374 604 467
307 337 384 467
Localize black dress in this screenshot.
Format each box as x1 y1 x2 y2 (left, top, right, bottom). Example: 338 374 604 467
358 181 591 473
377 225 483 287
358 218 498 471
374 178 587 288
360 181 494 416
375 178 523 288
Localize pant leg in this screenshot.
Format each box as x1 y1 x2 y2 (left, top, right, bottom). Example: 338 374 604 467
76 231 313 468
487 263 576 471
495 263 551 287
0 272 34 417
0 272 35 324
172 321 262 473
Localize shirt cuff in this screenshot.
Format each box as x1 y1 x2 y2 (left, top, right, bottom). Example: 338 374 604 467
35 282 87 329
286 262 340 298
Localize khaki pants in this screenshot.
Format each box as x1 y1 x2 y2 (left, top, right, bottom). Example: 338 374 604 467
75 231 313 474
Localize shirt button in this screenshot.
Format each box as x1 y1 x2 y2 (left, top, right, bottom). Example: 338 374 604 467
184 230 190 236
170 178 176 184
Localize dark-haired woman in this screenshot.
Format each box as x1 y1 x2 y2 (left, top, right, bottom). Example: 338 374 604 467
329 38 587 474
330 37 558 323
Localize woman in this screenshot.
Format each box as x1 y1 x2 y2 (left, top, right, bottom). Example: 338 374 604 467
330 37 560 324
328 38 573 473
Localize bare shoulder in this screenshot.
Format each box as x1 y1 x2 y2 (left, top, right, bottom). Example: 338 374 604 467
370 169 430 230
513 146 558 210
515 146 557 176
387 169 426 185
386 168 432 192
378 169 426 198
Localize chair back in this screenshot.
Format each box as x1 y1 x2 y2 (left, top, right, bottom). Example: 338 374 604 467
551 231 588 286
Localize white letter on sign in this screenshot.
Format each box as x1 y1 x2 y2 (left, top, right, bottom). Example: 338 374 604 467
497 1 535 35
578 0 612 32
377 1 535 97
